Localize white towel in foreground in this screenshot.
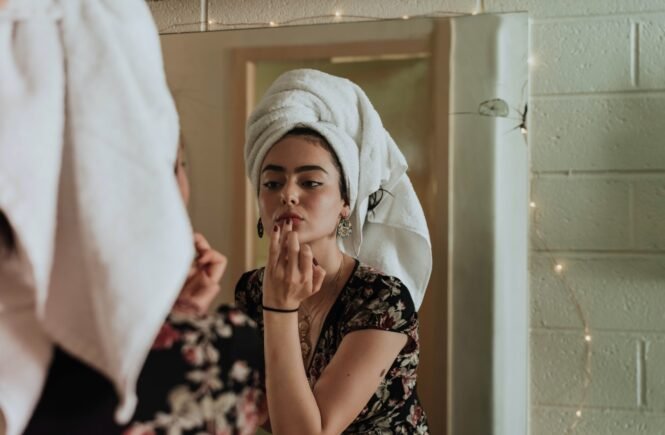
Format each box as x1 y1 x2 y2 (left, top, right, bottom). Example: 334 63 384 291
0 1 192 434
245 69 432 310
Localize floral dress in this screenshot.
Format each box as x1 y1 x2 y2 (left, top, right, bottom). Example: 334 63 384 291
125 305 265 435
235 260 430 434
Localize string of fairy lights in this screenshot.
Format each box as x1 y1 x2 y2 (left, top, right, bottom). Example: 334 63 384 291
157 9 476 33
529 178 593 433
154 3 594 432
523 49 592 434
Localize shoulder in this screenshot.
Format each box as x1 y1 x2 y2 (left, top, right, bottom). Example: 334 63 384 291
235 268 265 289
351 264 416 312
234 268 265 327
234 268 264 301
341 263 416 335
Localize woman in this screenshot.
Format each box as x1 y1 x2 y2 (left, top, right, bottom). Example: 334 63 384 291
123 140 266 435
23 141 266 435
0 1 193 433
236 69 432 434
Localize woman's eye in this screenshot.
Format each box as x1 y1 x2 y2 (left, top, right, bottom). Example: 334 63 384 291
302 180 322 188
262 181 281 189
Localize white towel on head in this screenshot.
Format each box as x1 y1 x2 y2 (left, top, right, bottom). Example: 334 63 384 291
245 68 432 310
0 1 193 433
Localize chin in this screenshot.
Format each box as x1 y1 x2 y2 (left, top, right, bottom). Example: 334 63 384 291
292 229 315 243
295 232 313 243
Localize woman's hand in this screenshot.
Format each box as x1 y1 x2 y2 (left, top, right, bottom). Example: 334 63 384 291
262 219 326 309
173 232 227 314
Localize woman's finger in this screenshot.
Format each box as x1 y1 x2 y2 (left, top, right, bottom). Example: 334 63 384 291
299 244 314 286
285 230 300 283
193 232 211 252
279 219 293 261
312 263 326 294
201 251 227 283
197 248 225 269
276 219 286 252
193 233 211 262
196 250 214 266
178 270 204 301
267 222 281 271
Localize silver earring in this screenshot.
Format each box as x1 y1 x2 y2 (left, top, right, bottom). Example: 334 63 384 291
337 217 352 238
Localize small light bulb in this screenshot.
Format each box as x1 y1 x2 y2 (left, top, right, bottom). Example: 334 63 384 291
521 127 528 134
554 264 564 273
402 15 410 20
529 201 536 208
335 11 342 17
269 21 277 27
208 20 214 25
584 334 592 342
575 410 582 417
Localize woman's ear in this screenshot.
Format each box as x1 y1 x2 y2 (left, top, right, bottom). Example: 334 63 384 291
341 203 351 219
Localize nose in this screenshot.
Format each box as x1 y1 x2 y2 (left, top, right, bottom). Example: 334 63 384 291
280 182 299 206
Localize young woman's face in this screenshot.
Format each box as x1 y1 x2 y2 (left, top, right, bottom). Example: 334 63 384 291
258 135 349 244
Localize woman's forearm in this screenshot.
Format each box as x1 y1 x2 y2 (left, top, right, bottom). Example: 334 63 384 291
263 312 324 435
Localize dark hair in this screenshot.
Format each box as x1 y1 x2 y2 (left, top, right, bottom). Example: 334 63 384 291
0 211 15 255
281 127 386 212
367 187 391 212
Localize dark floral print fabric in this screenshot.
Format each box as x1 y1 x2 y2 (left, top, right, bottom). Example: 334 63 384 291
125 305 265 435
235 260 429 434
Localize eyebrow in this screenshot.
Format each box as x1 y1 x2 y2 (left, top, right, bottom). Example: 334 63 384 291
261 164 328 174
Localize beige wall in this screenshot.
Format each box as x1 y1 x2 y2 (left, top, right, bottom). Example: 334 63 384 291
151 1 665 434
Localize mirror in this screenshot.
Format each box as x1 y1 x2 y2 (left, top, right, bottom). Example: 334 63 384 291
160 13 528 435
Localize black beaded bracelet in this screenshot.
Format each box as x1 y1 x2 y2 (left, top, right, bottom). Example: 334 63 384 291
261 304 300 313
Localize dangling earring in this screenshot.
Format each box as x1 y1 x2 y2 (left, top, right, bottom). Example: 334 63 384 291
337 216 352 238
257 218 264 238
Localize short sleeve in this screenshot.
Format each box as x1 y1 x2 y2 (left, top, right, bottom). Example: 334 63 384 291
341 273 417 338
233 269 263 327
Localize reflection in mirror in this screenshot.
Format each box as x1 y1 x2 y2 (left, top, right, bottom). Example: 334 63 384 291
160 14 527 435
250 56 430 268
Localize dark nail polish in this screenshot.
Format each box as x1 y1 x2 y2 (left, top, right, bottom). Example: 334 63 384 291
286 218 292 225
273 225 278 232
313 258 319 266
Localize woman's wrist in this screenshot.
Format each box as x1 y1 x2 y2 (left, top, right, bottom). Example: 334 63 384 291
262 294 300 312
261 303 299 313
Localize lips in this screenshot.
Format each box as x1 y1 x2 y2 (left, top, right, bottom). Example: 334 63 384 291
275 212 303 224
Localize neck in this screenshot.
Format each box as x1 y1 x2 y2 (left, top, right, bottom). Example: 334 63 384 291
308 244 348 304
302 254 345 316
307 236 346 290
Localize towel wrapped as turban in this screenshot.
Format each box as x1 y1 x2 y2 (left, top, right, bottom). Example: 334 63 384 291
245 69 431 310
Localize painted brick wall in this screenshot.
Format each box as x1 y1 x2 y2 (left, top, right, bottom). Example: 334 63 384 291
148 1 665 433
500 1 665 433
